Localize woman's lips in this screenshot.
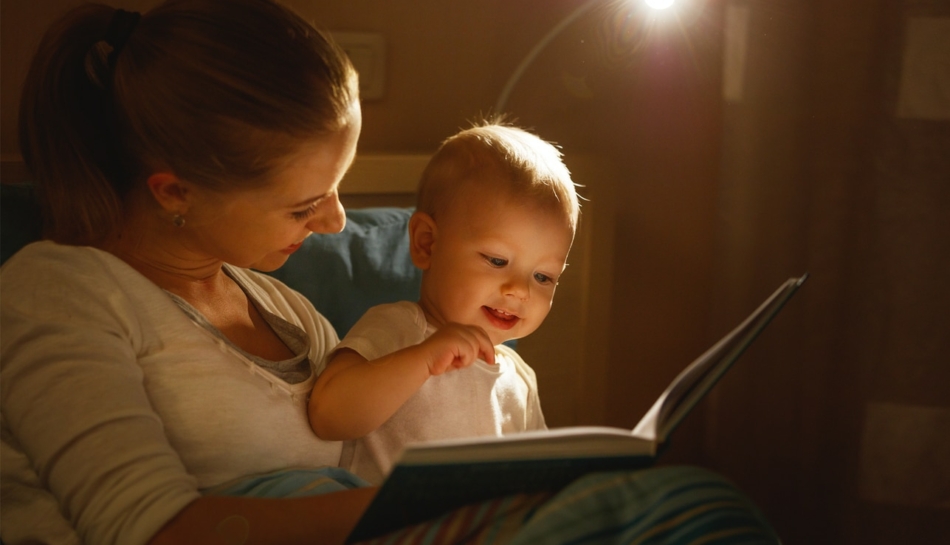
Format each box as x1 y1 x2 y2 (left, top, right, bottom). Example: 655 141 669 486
482 306 519 330
281 241 304 255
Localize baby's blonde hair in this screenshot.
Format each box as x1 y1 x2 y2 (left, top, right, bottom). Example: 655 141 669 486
417 120 580 233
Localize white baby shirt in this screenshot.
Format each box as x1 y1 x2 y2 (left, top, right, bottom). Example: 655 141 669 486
330 301 546 484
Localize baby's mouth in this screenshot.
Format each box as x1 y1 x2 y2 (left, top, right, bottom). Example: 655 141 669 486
483 306 520 329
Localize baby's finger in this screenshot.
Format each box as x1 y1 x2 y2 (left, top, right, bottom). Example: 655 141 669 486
470 326 495 366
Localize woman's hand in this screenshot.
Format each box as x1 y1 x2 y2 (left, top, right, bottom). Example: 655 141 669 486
149 487 378 545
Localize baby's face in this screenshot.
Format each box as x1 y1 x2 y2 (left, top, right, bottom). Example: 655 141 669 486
418 187 573 346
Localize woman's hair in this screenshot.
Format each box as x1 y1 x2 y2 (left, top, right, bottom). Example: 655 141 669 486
417 120 580 233
18 0 358 245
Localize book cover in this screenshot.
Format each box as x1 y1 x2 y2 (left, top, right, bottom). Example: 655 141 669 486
347 275 808 543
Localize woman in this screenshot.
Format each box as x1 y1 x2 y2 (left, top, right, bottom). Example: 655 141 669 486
2 1 373 543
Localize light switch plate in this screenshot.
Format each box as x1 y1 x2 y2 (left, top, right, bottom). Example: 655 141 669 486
331 32 386 101
897 18 950 120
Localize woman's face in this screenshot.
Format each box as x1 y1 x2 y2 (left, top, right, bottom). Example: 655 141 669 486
183 105 361 272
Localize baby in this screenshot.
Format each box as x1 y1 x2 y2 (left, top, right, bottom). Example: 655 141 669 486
308 121 580 484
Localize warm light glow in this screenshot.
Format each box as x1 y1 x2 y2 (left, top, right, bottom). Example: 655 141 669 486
645 0 675 9
495 0 689 113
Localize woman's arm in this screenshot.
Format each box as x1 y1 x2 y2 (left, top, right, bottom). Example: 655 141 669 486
309 323 495 440
150 487 377 545
1 247 361 545
1 247 206 544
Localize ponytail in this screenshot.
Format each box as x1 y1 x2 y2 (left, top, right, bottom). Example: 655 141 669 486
18 3 128 245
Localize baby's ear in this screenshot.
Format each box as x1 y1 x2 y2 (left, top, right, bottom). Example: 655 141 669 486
408 211 437 270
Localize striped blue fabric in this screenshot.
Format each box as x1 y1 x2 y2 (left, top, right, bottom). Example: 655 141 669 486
205 465 780 544
203 466 370 498
357 466 780 545
507 466 779 545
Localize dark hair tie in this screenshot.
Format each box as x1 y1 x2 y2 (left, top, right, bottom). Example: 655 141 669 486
103 9 141 69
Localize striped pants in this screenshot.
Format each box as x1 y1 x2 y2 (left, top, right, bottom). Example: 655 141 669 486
209 465 780 545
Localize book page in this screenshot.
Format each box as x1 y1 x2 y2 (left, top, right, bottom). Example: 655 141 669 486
631 275 807 443
400 426 655 465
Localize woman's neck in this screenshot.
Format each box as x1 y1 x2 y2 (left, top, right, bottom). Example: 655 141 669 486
102 214 226 298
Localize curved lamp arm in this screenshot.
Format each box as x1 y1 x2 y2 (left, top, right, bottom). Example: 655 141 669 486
493 0 600 114
493 0 680 114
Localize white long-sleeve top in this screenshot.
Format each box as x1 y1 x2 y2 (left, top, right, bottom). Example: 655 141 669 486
1 241 341 545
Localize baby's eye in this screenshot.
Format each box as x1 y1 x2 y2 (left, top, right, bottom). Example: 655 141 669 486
482 254 508 267
534 272 553 285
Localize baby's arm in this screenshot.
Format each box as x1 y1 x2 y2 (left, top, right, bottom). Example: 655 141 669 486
308 323 495 441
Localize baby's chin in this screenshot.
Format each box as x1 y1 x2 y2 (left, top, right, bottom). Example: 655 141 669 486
488 329 529 348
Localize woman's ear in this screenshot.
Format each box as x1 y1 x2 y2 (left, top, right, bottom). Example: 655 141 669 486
408 211 437 270
145 172 189 215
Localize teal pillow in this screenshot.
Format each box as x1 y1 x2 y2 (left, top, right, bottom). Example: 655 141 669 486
265 207 421 338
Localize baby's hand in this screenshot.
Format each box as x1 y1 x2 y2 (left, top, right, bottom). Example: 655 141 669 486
421 323 495 375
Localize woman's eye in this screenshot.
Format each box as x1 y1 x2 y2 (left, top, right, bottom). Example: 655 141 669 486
291 203 318 221
483 255 507 267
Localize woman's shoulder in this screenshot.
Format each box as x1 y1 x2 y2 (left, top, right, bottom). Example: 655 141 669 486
0 240 162 319
1 240 133 286
3 239 100 265
0 242 178 357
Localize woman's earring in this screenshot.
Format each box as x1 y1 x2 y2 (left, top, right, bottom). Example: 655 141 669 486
173 214 186 228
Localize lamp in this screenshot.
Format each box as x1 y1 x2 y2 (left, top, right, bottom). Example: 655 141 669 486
494 0 686 114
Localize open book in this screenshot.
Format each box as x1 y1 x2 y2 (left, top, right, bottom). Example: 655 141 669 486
347 274 808 543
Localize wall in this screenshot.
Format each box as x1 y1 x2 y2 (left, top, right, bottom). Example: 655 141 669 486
0 0 582 157
703 0 950 543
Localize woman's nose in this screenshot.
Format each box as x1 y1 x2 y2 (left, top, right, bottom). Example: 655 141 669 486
306 194 346 234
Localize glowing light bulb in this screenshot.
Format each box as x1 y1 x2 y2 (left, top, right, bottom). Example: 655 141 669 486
645 0 675 9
